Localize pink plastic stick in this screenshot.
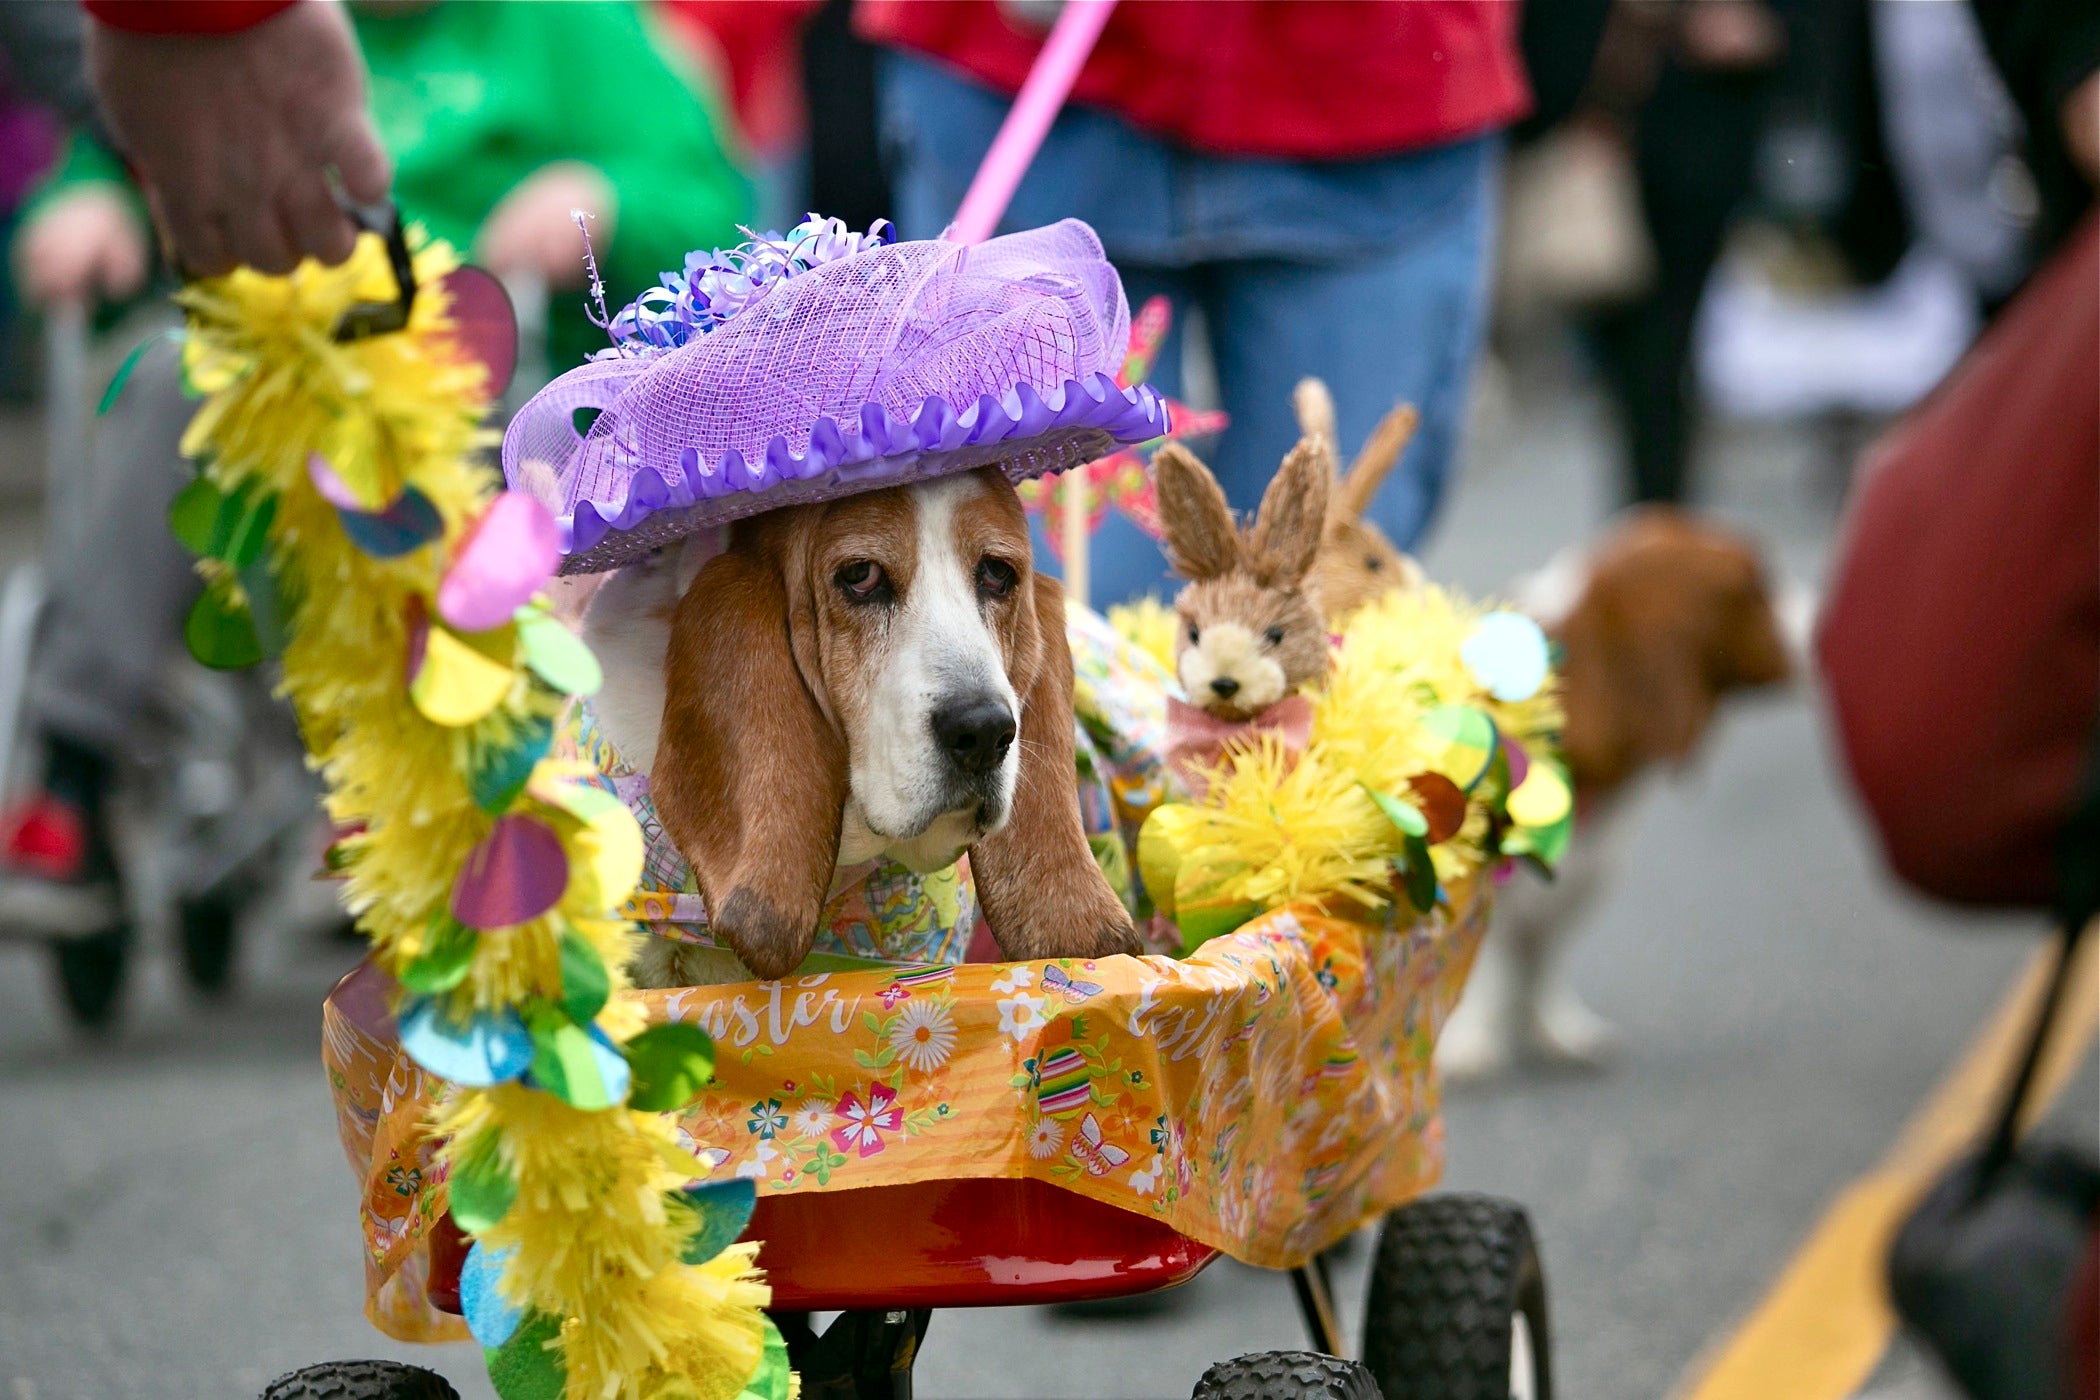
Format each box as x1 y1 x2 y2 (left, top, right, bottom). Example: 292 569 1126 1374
949 0 1119 246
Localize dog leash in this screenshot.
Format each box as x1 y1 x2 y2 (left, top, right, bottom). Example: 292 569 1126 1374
949 1 1119 247
947 1 1121 609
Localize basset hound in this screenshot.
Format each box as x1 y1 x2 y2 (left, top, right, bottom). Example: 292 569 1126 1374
585 467 1141 984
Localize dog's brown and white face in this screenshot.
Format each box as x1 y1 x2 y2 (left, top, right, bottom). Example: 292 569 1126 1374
1545 509 1794 795
588 469 1137 980
785 473 1036 868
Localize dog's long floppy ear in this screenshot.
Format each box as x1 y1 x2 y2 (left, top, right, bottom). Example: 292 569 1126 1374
1152 443 1241 581
970 573 1141 962
1245 437 1331 588
1336 404 1419 525
1555 573 1716 793
650 531 846 980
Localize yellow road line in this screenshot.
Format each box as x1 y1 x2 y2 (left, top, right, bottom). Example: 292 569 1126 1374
1675 927 2099 1400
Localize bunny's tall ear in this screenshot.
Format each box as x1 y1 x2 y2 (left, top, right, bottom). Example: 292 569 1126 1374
1246 437 1331 588
1151 442 1241 581
1293 377 1338 442
650 523 846 980
1336 403 1419 525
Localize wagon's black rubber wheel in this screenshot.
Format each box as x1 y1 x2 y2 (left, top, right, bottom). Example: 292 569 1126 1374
1192 1350 1383 1400
1360 1194 1551 1400
177 886 241 996
51 923 130 1029
259 1359 460 1400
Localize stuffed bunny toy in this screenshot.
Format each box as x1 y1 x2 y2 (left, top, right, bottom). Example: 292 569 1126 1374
1152 436 1333 723
1292 378 1426 621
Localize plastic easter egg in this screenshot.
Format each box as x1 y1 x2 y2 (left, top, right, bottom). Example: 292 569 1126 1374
1461 611 1550 703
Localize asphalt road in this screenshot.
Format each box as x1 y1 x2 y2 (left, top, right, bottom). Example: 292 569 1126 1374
0 369 2085 1400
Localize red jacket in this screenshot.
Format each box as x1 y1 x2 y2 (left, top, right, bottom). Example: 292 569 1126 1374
83 0 295 34
856 0 1529 159
658 1 822 157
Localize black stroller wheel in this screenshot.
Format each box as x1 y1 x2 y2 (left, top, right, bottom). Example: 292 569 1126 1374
259 1359 460 1400
1360 1194 1551 1400
1193 1350 1383 1400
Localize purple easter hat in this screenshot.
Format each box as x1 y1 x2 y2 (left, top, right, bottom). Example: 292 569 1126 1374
502 215 1170 574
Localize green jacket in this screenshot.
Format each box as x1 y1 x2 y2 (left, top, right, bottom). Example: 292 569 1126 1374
30 0 752 368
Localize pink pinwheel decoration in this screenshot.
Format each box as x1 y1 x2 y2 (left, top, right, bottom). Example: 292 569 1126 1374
1019 296 1228 561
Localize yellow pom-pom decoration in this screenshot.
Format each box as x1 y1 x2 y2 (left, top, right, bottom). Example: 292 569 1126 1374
1140 579 1567 943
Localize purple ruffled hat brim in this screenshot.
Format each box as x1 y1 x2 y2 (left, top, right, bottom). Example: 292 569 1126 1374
553 373 1166 575
502 218 1163 575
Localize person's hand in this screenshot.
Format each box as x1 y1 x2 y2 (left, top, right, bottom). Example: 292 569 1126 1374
2063 69 2099 184
13 185 151 307
86 2 390 277
475 163 617 289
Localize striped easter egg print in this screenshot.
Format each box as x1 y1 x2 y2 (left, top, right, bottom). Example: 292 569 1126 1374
1035 1046 1093 1117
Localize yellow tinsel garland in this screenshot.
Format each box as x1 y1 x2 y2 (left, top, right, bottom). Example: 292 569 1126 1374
175 234 777 1400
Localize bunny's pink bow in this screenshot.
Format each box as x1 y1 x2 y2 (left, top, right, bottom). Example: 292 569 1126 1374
1164 692 1316 800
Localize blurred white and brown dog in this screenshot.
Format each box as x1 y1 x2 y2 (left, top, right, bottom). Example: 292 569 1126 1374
1435 508 1808 1081
584 468 1139 985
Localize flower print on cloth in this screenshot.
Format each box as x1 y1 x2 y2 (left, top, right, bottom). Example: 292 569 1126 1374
831 1084 903 1158
888 1000 958 1073
746 1099 787 1140
787 1099 835 1139
998 992 1049 1043
1028 1119 1067 1160
326 869 1489 1344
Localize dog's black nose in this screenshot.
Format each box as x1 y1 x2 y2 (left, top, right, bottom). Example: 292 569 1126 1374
1210 676 1241 699
932 697 1017 776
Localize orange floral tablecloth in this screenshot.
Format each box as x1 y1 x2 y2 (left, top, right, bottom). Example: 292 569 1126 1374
324 887 1486 1343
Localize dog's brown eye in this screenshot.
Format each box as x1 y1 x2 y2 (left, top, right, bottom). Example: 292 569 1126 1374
1264 625 1285 646
1366 555 1382 572
976 556 1018 599
1186 623 1200 644
835 560 887 601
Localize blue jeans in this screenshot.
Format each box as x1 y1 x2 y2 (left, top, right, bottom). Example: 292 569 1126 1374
879 52 1502 604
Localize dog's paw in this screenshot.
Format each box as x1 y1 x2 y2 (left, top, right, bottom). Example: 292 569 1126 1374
626 937 683 990
993 899 1141 964
1435 1017 1515 1085
1527 993 1622 1069
1074 912 1144 961
1434 975 1516 1084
